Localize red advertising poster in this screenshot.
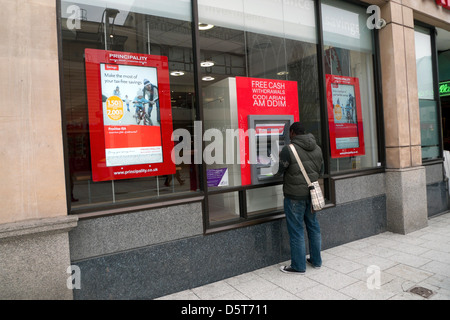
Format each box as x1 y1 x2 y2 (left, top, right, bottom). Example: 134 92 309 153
435 0 450 10
235 77 300 185
326 74 365 158
85 49 175 182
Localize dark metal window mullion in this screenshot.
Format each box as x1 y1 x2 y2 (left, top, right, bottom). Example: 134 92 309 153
239 190 248 219
190 0 209 232
55 0 73 214
431 27 444 159
372 27 386 168
315 0 332 201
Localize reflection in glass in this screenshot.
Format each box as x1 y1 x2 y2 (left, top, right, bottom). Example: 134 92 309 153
415 26 440 160
247 186 283 215
198 0 320 223
419 99 440 160
208 193 240 223
61 0 198 210
415 27 435 100
321 0 379 173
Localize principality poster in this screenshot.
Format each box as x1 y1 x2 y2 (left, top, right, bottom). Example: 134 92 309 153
326 74 365 158
85 49 175 182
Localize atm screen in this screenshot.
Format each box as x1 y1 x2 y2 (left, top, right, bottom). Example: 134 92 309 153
255 123 286 167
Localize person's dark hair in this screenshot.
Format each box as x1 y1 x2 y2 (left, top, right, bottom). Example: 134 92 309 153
290 122 305 135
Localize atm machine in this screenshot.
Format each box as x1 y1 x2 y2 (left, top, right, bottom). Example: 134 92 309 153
202 77 298 218
248 115 294 185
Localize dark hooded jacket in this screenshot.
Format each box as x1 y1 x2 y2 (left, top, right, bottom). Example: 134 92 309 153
275 133 323 200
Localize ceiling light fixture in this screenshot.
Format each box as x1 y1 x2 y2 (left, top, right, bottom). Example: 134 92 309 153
200 60 215 67
202 76 215 81
198 23 214 30
170 71 185 76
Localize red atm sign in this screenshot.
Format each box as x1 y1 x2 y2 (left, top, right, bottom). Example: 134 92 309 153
436 0 450 9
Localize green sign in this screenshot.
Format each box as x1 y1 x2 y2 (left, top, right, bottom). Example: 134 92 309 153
440 81 450 97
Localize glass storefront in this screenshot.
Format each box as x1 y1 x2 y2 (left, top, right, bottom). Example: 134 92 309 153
60 0 198 211
198 0 321 223
321 0 379 172
59 0 382 229
415 25 441 160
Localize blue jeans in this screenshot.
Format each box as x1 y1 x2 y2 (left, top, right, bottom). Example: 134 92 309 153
284 197 322 272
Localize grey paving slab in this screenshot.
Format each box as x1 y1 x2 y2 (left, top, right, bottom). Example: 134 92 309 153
231 277 279 299
246 287 300 300
420 260 450 278
211 290 250 300
306 268 359 290
384 264 434 283
191 281 237 300
387 251 432 268
262 269 320 294
323 256 366 274
295 283 352 300
339 280 397 300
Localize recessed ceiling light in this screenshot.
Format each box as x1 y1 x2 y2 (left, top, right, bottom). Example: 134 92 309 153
202 76 215 81
170 71 185 76
200 60 215 67
198 23 214 30
277 71 289 76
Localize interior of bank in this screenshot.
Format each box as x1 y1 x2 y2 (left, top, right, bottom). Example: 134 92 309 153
437 28 450 151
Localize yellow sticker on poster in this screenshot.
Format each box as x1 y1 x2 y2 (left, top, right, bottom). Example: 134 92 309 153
334 104 342 120
106 96 124 121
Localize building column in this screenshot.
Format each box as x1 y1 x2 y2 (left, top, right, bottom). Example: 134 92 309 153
379 1 428 234
0 216 78 299
0 0 77 298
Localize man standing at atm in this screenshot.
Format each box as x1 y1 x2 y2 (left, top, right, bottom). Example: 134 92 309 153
274 122 324 274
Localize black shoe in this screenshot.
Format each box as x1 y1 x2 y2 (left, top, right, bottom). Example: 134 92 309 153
307 258 321 269
280 266 305 274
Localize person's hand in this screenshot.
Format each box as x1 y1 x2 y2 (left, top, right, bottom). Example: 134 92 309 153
269 153 280 175
269 153 277 163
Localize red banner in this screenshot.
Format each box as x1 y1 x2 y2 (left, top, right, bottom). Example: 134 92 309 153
326 74 365 158
235 77 299 185
85 49 175 182
436 0 450 10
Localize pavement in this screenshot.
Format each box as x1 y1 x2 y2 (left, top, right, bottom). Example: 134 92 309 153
157 211 450 300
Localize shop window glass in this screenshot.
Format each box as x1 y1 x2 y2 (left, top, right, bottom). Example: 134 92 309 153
415 27 435 100
415 26 440 160
321 0 379 173
246 186 283 216
208 192 240 223
60 0 198 211
198 0 320 224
